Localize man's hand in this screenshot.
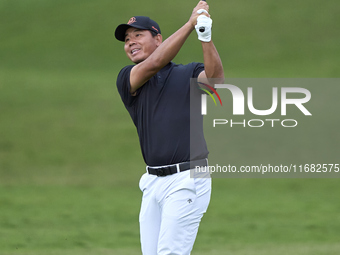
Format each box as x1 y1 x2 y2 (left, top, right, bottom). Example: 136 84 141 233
188 1 210 29
195 15 212 42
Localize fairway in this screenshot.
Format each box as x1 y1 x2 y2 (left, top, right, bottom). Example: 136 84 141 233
1 0 339 254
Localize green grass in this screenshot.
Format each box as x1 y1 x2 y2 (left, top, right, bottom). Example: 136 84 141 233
1 0 339 254
1 179 340 254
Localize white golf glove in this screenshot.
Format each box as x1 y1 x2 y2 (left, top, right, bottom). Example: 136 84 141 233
195 9 212 42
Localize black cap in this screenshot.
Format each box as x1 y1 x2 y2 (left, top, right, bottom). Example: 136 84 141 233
115 16 161 42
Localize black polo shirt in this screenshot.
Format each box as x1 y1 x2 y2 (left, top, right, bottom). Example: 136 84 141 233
116 62 208 166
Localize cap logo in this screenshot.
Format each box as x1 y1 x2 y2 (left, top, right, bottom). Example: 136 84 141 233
127 17 137 25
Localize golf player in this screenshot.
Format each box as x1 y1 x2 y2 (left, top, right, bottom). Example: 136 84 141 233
115 1 223 254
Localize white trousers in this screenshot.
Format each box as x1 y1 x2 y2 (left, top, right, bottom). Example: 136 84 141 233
139 169 211 255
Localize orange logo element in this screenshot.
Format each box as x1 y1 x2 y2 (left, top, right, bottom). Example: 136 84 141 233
152 26 159 33
127 17 136 25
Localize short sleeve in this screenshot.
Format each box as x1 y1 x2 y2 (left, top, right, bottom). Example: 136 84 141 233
190 62 206 95
192 62 205 78
116 65 137 107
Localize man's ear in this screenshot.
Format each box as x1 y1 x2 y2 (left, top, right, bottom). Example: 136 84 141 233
156 34 163 46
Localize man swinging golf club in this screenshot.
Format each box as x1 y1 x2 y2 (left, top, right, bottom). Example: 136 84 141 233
115 1 224 254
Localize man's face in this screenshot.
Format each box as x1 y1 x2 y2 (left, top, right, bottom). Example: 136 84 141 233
124 27 162 64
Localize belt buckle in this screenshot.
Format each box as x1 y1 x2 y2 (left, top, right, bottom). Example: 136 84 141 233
156 167 166 177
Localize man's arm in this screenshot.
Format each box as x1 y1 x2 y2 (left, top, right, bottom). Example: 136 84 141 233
130 1 210 94
198 41 224 80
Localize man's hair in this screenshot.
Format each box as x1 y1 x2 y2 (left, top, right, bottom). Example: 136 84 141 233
150 30 158 37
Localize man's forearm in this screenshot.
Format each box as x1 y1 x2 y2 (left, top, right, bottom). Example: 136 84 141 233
201 41 224 78
147 22 194 70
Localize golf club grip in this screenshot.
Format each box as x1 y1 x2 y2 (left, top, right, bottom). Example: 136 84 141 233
199 0 207 32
